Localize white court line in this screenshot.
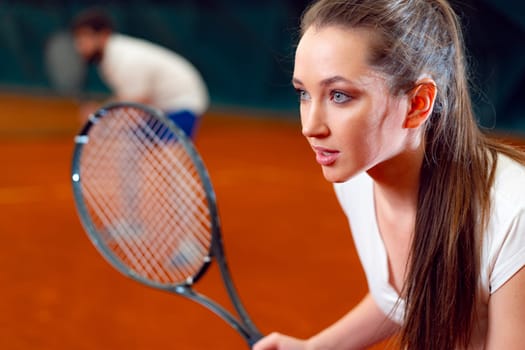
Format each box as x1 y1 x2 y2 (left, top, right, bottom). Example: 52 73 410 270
0 184 71 205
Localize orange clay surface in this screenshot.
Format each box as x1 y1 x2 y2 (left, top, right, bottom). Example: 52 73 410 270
12 93 523 349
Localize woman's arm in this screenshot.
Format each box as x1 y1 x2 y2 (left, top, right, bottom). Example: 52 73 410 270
485 266 525 349
253 293 399 350
307 293 399 349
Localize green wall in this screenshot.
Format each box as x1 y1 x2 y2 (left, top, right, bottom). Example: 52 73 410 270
0 0 524 130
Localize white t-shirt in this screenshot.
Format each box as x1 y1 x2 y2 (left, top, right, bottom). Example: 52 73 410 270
100 34 209 115
334 154 525 349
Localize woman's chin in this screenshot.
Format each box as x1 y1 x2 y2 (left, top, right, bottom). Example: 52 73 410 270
321 167 353 184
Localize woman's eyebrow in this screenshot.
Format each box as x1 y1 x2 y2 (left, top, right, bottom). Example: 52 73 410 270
291 77 303 86
292 75 357 87
319 75 353 86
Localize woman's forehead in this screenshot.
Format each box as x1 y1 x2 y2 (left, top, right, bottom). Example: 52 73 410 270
294 26 380 83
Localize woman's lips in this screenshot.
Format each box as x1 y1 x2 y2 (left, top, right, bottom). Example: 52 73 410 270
312 146 340 166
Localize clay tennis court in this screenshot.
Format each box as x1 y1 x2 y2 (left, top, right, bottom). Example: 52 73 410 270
0 93 390 349
4 94 523 349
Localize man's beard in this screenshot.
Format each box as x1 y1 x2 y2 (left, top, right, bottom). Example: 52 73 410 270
86 49 103 65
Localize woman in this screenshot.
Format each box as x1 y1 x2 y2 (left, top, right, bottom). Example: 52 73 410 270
254 0 525 349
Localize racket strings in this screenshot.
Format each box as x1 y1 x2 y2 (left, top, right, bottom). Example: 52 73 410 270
118 110 211 273
126 112 213 246
119 110 209 274
130 110 211 218
133 130 209 229
134 111 199 187
83 119 207 282
84 184 172 281
81 152 189 282
80 106 213 284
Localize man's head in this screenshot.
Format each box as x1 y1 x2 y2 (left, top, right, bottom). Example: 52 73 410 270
71 9 113 64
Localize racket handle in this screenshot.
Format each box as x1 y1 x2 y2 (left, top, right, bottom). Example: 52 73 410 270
174 285 259 346
248 333 263 348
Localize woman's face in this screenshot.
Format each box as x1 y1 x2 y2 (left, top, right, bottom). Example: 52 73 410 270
293 26 415 183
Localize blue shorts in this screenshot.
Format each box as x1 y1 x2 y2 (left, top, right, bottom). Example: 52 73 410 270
165 110 199 140
142 109 199 143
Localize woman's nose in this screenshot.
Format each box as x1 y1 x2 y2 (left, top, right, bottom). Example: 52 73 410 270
301 103 330 138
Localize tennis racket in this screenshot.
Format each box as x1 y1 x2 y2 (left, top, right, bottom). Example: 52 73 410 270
71 102 262 347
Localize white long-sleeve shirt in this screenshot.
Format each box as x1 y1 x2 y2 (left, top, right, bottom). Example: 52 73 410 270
100 34 209 115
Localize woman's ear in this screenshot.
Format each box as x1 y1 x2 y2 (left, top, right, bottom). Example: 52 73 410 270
404 78 437 129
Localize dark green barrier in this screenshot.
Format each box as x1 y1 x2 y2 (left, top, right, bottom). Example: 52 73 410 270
0 0 523 130
0 0 302 113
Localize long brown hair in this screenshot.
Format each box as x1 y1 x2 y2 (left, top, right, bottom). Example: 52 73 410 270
300 0 525 349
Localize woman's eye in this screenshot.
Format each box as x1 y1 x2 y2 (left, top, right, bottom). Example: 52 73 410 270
331 91 351 104
296 89 311 101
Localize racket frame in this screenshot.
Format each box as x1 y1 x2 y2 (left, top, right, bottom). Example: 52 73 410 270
71 102 261 346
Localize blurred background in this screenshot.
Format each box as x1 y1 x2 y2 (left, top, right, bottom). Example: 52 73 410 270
0 0 524 128
0 0 524 349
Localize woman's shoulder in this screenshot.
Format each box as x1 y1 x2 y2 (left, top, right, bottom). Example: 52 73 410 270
492 154 525 208
483 154 525 294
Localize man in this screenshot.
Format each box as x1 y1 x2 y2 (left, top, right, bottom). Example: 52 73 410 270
71 9 209 139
